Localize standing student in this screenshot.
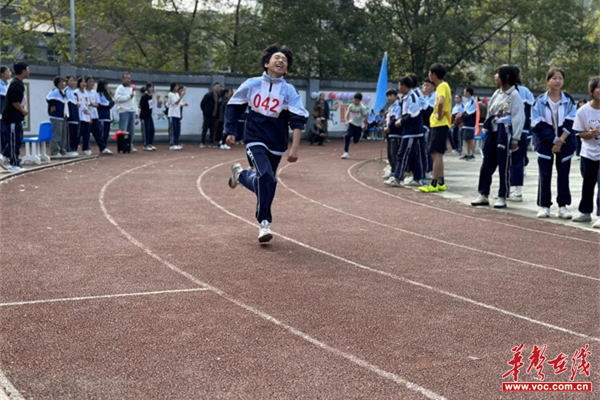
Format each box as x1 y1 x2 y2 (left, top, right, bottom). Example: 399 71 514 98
0 66 11 162
139 83 156 151
341 93 368 159
572 77 600 228
75 78 92 155
47 76 68 157
65 76 80 157
114 73 137 152
508 67 535 201
421 78 436 180
97 79 115 150
224 44 308 243
531 68 577 219
450 94 464 155
384 76 424 187
217 87 233 149
383 89 401 179
575 99 588 158
200 82 222 148
0 61 29 173
420 63 452 193
85 76 110 155
459 87 478 161
167 82 186 150
471 65 525 208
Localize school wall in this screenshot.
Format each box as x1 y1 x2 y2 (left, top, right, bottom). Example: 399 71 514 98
19 63 589 141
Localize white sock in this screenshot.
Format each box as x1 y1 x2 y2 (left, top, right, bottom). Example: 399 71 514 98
514 186 522 196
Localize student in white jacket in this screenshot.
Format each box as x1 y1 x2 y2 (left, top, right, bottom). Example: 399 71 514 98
114 73 137 151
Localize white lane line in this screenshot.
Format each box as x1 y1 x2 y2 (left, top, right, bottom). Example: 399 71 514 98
348 159 600 245
0 288 210 307
200 161 600 343
0 368 24 400
98 158 448 400
277 162 599 282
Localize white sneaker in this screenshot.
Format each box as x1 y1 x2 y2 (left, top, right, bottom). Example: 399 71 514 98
0 155 9 170
407 179 421 187
451 150 460 156
384 177 401 187
506 193 522 202
258 220 273 243
573 213 592 223
537 207 551 218
199 144 206 148
593 219 600 229
176 145 183 150
131 147 138 153
101 148 114 155
150 145 157 150
425 172 433 180
143 145 154 151
83 150 92 156
8 166 24 173
494 197 507 208
341 152 349 159
169 145 180 151
229 163 243 189
220 144 231 150
557 206 572 219
471 194 489 206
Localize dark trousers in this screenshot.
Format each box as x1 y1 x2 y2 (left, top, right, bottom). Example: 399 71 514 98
79 121 91 151
578 157 600 216
236 119 246 142
201 115 216 145
90 119 107 151
309 130 325 145
450 126 462 153
239 145 282 224
537 153 572 208
344 124 362 152
68 122 80 152
394 137 423 181
510 137 531 187
478 130 512 198
0 119 7 155
169 117 181 146
100 120 111 144
423 129 433 173
387 137 400 172
216 120 227 145
1 121 23 166
142 118 155 146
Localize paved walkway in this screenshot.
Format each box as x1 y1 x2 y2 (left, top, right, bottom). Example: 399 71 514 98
387 149 598 232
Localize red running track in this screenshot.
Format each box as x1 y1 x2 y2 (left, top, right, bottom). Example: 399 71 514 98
1 142 598 399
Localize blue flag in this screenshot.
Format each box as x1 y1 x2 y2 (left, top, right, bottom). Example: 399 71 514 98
373 52 388 114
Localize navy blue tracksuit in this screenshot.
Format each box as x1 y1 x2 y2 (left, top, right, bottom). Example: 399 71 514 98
477 118 513 198
393 91 424 181
224 73 308 224
510 86 534 187
531 92 577 208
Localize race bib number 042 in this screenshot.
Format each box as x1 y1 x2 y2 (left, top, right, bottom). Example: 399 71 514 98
251 91 284 117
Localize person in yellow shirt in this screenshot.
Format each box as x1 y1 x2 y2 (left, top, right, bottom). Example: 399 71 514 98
420 63 451 193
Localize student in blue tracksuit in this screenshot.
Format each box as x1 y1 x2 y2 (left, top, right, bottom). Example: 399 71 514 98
471 65 524 209
531 68 577 219
383 89 401 179
451 94 465 155
384 76 424 187
64 76 80 157
507 67 535 202
0 66 11 162
459 87 478 161
224 44 308 243
47 76 68 157
97 79 115 154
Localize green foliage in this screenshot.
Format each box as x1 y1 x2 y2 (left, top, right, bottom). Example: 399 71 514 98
2 0 597 91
